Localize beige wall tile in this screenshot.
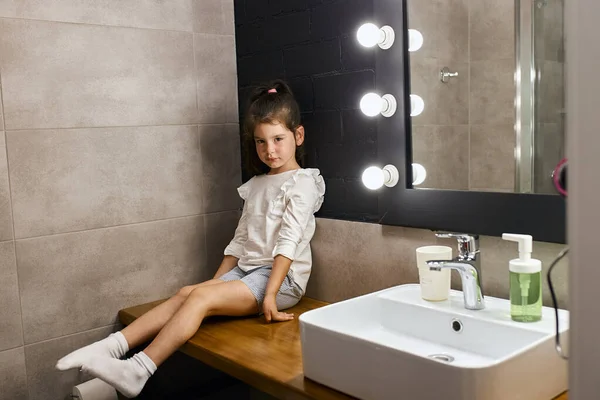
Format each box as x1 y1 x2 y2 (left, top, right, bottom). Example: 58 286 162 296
195 34 239 124
307 218 569 308
0 0 194 31
0 19 196 130
202 170 242 214
17 216 206 344
25 325 117 400
470 59 515 125
0 132 12 241
194 0 235 35
0 347 28 400
199 124 242 213
412 125 469 190
200 124 241 179
307 219 429 302
409 58 468 125
204 210 241 279
469 124 515 191
7 126 203 238
0 241 21 351
469 0 514 61
407 0 469 61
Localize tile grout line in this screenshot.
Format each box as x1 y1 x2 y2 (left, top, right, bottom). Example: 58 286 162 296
15 210 240 243
0 70 29 398
195 121 211 279
197 123 208 265
0 15 235 37
192 32 200 118
4 122 240 132
22 323 120 348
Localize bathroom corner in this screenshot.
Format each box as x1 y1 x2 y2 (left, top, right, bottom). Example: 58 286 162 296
0 1 241 398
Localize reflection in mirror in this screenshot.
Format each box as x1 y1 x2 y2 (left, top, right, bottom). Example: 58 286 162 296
407 0 565 194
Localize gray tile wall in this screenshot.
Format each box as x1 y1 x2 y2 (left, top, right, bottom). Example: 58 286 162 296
408 0 516 191
0 1 241 399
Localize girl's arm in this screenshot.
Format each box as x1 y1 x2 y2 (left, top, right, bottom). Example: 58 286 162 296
213 255 239 279
263 255 294 322
264 175 322 322
218 197 250 279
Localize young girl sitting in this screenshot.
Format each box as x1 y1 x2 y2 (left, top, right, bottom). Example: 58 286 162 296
56 79 326 398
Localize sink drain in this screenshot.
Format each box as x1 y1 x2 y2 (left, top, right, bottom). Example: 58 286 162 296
451 318 463 333
429 353 455 363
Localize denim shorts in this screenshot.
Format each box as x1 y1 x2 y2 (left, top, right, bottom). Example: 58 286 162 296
218 266 303 312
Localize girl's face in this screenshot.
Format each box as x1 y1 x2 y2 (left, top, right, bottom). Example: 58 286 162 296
254 122 304 174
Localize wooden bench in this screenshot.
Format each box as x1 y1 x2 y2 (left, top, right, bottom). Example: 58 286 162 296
119 297 568 400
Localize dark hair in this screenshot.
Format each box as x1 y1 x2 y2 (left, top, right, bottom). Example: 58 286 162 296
242 79 305 176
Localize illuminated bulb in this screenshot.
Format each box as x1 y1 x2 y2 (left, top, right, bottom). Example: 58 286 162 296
360 93 397 117
362 166 385 190
362 165 399 190
412 163 427 185
410 94 425 117
357 23 380 47
360 93 382 117
357 23 395 49
408 29 424 52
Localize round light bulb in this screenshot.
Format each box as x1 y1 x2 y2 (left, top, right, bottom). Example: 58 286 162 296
410 94 425 117
408 29 424 52
357 23 381 48
360 93 383 117
362 166 385 190
412 163 427 185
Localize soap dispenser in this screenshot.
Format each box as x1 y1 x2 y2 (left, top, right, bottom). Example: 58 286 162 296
502 233 542 322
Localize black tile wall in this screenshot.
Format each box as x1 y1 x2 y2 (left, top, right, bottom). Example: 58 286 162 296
237 50 284 87
283 39 342 78
311 0 375 41
288 77 315 113
341 35 376 70
314 70 375 110
234 0 378 222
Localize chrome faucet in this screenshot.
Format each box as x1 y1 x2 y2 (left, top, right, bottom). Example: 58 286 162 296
426 232 485 310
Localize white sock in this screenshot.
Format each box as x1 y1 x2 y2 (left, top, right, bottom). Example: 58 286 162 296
83 352 157 399
56 331 129 371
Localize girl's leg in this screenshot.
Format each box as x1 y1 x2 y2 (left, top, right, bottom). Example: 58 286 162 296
144 280 258 366
56 279 224 371
120 279 224 349
83 281 258 398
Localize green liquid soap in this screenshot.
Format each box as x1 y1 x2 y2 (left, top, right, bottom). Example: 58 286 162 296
510 271 542 322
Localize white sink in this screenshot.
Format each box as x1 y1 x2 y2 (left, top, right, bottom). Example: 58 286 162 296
299 284 569 400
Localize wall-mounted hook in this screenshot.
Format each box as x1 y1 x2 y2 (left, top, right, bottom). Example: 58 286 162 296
440 67 458 83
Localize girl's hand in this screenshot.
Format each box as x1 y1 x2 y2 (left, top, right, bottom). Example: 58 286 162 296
263 295 294 323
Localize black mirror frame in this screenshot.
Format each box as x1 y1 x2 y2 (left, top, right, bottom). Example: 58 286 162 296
373 0 566 244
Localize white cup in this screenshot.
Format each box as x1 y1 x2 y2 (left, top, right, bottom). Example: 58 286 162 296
416 245 453 301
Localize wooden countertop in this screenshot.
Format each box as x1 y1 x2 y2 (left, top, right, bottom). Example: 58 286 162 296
119 297 568 400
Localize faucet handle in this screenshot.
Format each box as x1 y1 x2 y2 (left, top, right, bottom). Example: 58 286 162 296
435 232 479 258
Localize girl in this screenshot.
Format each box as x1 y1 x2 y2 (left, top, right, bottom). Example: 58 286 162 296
56 79 325 398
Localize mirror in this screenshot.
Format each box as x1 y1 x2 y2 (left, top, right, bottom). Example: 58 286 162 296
406 0 565 194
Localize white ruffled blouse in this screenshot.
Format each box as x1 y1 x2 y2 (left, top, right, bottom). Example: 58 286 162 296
224 168 326 293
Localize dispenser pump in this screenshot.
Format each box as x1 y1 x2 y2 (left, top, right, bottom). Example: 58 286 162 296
502 233 541 273
502 234 532 262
